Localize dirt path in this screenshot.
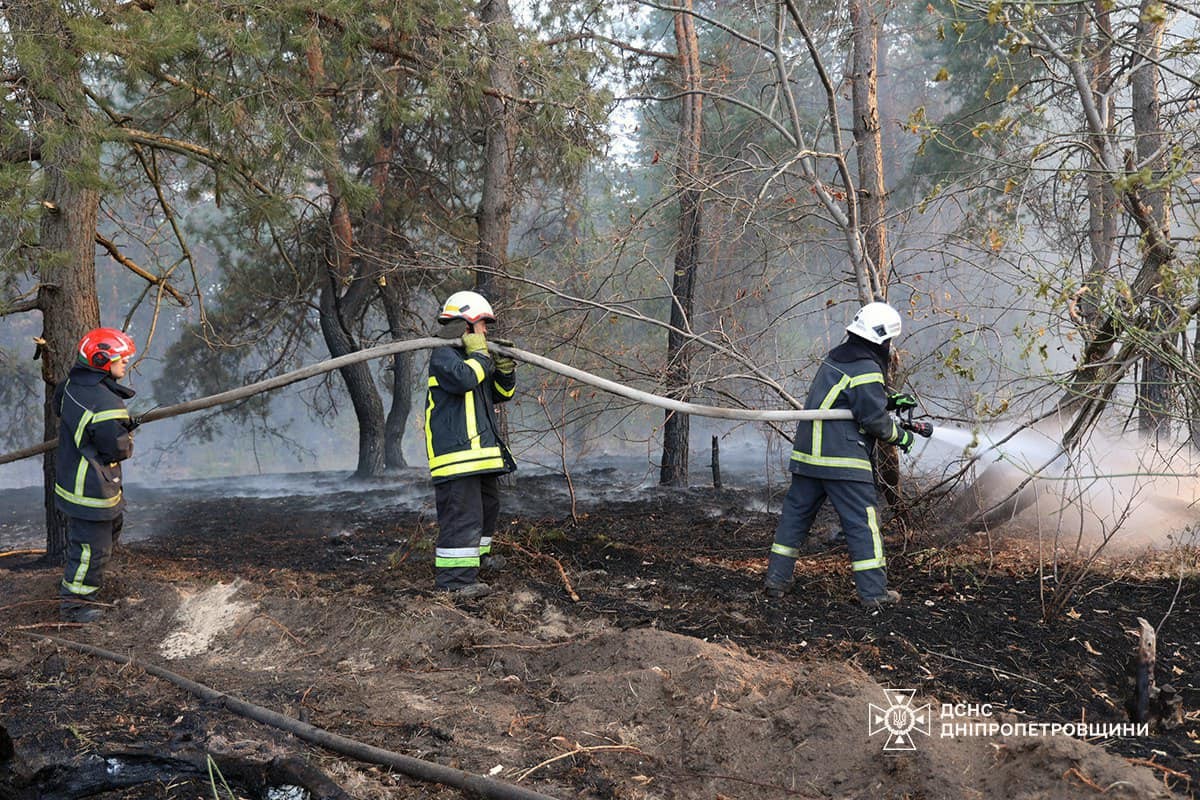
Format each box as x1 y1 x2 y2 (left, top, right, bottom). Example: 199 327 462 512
1 480 1195 798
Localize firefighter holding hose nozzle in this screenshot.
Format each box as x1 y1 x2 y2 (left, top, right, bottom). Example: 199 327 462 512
763 302 933 609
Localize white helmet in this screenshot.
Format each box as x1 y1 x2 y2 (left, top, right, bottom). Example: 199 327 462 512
846 301 902 344
437 290 495 324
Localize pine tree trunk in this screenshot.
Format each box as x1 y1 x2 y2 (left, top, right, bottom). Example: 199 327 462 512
661 1 703 487
6 1 103 563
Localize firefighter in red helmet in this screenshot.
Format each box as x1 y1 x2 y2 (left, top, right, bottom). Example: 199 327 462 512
53 327 138 623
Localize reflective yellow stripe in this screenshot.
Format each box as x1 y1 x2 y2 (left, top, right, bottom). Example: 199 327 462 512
465 389 478 446
790 450 873 471
465 358 485 384
852 506 886 571
73 457 89 495
54 483 122 509
429 446 503 470
425 391 436 462
74 410 93 447
806 370 884 464
91 409 129 423
68 543 92 592
771 543 799 558
428 377 439 388
493 380 514 398
430 456 507 479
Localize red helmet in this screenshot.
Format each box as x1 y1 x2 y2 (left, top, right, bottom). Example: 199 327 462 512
77 327 136 372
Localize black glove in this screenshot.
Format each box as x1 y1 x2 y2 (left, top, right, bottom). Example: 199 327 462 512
124 415 142 432
895 428 914 454
886 392 918 411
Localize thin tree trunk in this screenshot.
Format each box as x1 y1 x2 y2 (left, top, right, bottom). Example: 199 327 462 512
1131 0 1172 437
305 22 387 477
5 1 103 563
475 0 519 484
475 0 518 303
848 0 899 504
661 0 703 487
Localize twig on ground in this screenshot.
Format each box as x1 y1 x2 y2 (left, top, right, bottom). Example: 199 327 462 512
515 743 641 783
0 549 46 559
1127 757 1190 781
508 542 580 602
924 649 1051 689
234 614 305 645
1063 766 1104 792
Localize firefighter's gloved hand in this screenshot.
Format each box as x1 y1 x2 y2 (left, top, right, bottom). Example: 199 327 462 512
493 353 516 374
462 332 489 359
886 392 918 411
895 428 915 454
124 415 143 432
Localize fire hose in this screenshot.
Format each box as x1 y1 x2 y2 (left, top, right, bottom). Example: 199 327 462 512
0 336 859 466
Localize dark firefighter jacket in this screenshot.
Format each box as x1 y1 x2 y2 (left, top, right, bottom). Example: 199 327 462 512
789 337 905 483
53 364 135 520
425 345 516 484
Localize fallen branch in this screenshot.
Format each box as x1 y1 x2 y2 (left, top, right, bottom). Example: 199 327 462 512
0 337 852 465
18 632 563 800
508 541 580 602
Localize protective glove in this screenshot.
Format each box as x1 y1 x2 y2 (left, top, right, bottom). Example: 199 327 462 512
886 392 918 411
124 415 143 432
894 428 915 454
462 331 489 359
493 353 516 374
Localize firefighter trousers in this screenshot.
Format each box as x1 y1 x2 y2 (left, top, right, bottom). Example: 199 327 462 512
765 474 889 600
59 515 123 606
434 474 499 590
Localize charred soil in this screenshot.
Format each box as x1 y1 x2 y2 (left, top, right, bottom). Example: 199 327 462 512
1 473 1197 799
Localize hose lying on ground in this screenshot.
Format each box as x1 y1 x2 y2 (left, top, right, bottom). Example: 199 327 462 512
18 631 564 800
0 337 852 466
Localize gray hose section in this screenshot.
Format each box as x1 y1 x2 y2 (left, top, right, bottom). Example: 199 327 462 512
19 632 562 800
0 336 850 465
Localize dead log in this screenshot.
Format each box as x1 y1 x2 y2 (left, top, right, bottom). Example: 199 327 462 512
20 632 564 800
2 745 348 800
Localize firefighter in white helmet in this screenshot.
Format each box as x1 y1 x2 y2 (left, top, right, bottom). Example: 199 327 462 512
424 290 517 599
763 301 928 609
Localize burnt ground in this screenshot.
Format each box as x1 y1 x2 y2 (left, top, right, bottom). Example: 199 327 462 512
1 470 1198 799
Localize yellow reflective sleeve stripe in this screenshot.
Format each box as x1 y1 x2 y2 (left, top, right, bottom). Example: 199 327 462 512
428 377 439 387
54 483 123 509
790 450 873 471
73 410 93 447
91 409 129 423
852 506 886 571
465 358 486 384
848 372 883 387
493 380 515 398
